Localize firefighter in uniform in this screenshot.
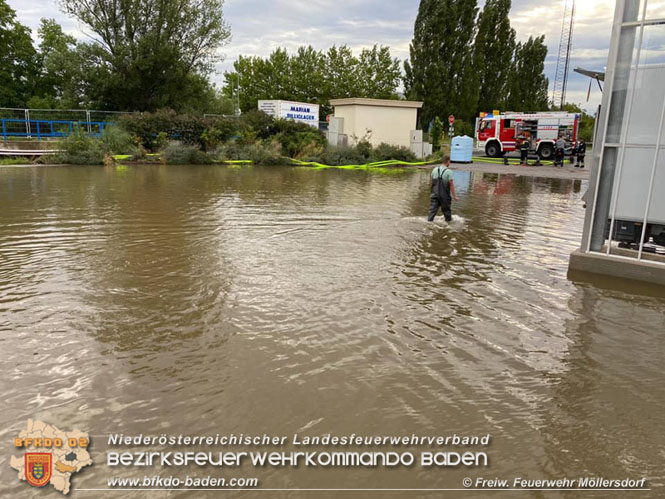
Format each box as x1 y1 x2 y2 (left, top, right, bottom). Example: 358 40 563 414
520 135 530 166
555 136 566 167
575 139 586 168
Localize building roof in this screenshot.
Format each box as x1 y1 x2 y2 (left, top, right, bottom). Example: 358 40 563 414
329 98 423 109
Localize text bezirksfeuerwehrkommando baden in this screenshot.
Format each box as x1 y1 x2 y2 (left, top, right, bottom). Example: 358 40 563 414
108 433 490 448
106 433 491 468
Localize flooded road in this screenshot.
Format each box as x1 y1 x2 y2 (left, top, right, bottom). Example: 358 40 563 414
1 164 663 498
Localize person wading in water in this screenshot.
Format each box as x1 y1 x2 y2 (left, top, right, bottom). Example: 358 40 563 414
428 155 458 222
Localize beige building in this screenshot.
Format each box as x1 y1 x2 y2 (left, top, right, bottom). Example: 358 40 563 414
329 98 423 148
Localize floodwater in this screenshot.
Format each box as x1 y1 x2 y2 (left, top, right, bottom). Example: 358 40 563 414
0 164 663 499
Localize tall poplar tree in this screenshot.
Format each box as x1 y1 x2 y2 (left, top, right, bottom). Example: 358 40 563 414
404 0 479 127
472 0 515 114
506 35 549 111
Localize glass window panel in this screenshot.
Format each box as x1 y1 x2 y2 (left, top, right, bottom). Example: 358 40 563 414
626 23 665 144
624 0 645 22
606 27 639 143
645 0 665 20
609 147 656 256
590 147 619 252
645 148 665 252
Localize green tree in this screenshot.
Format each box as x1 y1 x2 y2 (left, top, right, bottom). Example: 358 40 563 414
29 18 79 108
506 35 549 111
430 117 444 150
58 0 231 111
562 102 596 142
0 0 37 107
323 45 359 100
223 50 289 112
404 0 479 127
203 86 235 115
291 46 326 103
356 46 401 100
472 0 515 114
223 45 402 116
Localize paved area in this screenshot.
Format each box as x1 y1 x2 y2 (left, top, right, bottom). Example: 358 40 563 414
453 161 589 180
417 160 590 180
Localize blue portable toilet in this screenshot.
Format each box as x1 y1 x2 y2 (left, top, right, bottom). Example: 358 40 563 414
450 135 474 163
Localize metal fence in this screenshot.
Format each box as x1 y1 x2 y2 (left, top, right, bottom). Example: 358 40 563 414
0 108 132 140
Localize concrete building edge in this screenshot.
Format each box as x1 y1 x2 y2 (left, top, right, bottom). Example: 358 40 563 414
568 249 665 287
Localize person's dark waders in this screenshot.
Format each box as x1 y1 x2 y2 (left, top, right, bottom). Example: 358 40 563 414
428 168 452 222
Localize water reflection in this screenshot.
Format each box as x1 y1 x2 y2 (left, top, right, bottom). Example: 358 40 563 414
542 282 665 489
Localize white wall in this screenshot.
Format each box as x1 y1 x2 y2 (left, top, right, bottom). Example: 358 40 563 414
334 105 418 148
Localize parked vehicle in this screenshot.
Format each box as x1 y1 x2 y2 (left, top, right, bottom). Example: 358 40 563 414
476 111 580 160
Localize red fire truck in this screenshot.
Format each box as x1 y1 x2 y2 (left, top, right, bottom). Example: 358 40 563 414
476 111 580 160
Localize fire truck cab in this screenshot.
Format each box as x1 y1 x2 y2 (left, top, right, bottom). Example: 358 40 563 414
476 112 580 160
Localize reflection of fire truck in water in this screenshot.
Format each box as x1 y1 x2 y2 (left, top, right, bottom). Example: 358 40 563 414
476 112 580 160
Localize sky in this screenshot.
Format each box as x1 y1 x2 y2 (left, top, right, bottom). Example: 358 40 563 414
7 0 615 112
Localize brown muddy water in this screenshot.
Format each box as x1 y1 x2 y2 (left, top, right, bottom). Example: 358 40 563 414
0 164 663 499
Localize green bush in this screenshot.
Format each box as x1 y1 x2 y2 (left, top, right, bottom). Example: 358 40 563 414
294 140 325 160
246 140 283 165
154 132 169 151
101 126 137 155
54 128 107 165
54 126 143 165
163 144 214 165
306 141 417 166
238 110 276 139
372 143 417 162
201 119 238 151
277 130 326 158
214 141 247 161
354 140 373 161
316 146 366 166
117 110 172 150
215 140 283 165
245 118 324 158
118 109 326 160
164 114 208 148
118 109 239 151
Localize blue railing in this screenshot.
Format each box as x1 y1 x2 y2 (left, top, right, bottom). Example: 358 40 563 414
1 119 114 141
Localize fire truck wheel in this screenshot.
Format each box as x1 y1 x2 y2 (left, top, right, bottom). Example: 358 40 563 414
485 142 501 158
538 143 554 161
